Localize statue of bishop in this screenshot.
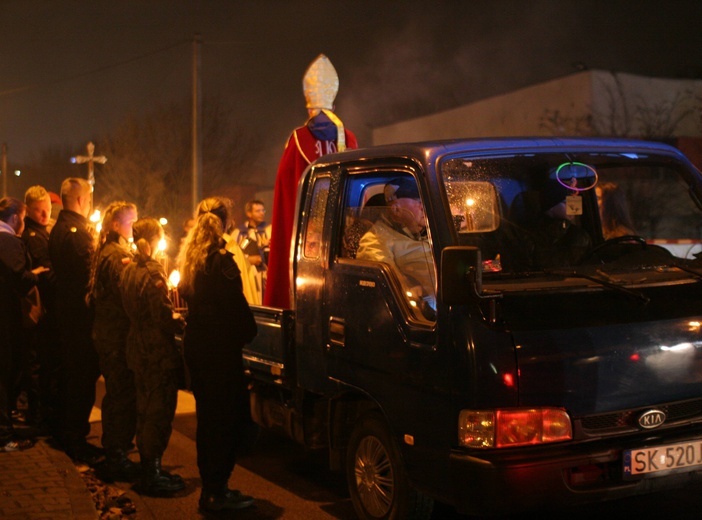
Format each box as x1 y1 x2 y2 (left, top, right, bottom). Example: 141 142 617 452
264 54 358 308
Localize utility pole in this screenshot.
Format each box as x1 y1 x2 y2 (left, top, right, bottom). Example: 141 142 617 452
1 143 7 198
192 33 203 214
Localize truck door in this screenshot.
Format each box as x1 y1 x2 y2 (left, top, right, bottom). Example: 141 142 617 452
324 169 439 416
294 172 333 393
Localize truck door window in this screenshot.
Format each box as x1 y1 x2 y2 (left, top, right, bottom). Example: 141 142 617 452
341 187 387 259
304 177 330 260
350 174 437 321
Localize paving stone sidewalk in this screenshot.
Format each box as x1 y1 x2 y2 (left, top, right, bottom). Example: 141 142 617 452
0 439 98 520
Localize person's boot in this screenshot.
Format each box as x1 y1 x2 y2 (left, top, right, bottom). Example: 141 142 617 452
198 488 255 512
139 457 185 495
100 449 141 482
64 441 105 466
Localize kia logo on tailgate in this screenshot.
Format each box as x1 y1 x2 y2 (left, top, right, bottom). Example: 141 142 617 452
638 409 666 429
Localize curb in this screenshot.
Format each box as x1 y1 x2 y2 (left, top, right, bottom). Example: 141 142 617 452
0 439 98 520
43 441 100 520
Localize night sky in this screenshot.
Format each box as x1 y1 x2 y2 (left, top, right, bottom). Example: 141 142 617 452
1 0 701 190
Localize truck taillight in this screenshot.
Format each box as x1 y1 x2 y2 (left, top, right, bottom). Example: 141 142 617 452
458 408 572 448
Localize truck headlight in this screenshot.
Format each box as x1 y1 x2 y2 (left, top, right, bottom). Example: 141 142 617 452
458 408 572 448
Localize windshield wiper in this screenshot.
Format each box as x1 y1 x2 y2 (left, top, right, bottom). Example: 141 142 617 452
545 269 650 304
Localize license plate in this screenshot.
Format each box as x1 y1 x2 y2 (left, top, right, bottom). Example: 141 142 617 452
623 440 702 478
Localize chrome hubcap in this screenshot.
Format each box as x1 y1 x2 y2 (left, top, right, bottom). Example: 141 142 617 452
354 435 394 517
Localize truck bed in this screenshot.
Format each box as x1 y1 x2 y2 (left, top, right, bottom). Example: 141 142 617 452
242 305 295 386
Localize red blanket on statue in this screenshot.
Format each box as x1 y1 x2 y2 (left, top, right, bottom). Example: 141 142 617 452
264 125 358 308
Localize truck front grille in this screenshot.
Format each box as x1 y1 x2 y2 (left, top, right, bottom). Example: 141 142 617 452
578 398 702 434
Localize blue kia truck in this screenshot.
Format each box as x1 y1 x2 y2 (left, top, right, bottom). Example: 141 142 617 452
242 137 702 519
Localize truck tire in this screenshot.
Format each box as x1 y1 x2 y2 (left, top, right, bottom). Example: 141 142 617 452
346 413 434 520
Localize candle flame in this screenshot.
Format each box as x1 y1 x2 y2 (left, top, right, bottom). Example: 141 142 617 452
168 270 180 288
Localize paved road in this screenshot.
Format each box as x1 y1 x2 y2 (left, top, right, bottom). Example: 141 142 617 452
92 385 357 519
91 384 702 519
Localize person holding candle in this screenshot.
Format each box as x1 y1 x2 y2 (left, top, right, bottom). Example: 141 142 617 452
120 217 185 495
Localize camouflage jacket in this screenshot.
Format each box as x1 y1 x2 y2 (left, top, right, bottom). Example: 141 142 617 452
120 254 184 370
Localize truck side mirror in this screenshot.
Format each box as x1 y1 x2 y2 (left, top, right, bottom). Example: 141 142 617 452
441 246 482 305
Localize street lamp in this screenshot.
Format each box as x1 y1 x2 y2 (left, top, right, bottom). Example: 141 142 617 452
1 144 23 197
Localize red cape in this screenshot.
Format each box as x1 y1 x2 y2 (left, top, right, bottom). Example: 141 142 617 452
264 125 358 308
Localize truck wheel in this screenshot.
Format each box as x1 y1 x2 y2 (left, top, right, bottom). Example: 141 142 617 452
346 413 433 520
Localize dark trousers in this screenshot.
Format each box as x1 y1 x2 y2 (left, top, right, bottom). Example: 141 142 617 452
1 313 26 444
12 331 39 419
14 321 58 426
0 335 14 444
185 333 250 492
57 316 101 447
132 365 178 460
95 331 136 454
35 315 62 435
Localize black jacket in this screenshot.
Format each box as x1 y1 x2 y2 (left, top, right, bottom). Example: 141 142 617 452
48 210 95 324
0 230 37 343
22 217 54 305
182 241 256 344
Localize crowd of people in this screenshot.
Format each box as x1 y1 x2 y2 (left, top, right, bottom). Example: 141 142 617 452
0 182 269 511
0 53 355 514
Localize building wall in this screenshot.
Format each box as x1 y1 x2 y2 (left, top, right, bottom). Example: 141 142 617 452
591 72 702 137
373 71 702 145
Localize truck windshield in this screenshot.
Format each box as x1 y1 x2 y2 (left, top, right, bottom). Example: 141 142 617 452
441 151 702 286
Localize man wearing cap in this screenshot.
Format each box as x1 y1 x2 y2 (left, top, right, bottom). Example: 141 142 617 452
264 54 358 309
356 177 436 318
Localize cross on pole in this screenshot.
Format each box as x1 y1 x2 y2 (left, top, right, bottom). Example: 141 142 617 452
71 141 107 188
71 142 107 210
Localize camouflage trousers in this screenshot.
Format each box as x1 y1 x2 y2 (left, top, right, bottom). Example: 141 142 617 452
94 333 137 454
131 364 179 459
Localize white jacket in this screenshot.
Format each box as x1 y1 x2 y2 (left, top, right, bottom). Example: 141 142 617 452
356 215 436 308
